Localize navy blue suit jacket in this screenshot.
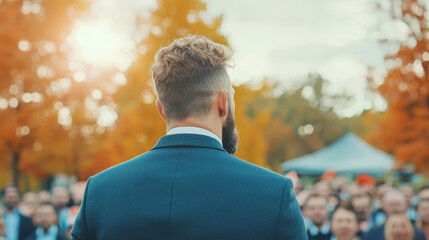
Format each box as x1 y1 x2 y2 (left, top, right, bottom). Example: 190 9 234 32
71 134 307 240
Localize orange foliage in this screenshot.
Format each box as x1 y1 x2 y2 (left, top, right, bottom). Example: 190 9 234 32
368 0 429 173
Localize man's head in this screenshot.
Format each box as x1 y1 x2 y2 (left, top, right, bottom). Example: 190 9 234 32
51 187 69 210
34 203 58 231
417 200 429 225
303 194 329 227
350 192 372 222
400 184 414 205
2 185 20 211
418 185 429 202
152 35 238 154
382 189 408 217
314 181 331 199
330 205 359 240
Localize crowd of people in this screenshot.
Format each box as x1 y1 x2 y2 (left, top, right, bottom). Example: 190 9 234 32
1 173 429 240
0 182 85 240
293 173 429 240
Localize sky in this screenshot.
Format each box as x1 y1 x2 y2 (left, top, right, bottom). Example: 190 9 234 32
77 0 396 117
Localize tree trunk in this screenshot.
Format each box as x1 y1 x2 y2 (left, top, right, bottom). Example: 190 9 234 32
12 151 20 187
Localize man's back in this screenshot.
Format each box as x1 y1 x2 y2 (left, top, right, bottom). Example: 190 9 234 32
71 134 307 240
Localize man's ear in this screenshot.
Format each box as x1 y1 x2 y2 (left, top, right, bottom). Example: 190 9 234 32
156 100 167 122
218 90 229 118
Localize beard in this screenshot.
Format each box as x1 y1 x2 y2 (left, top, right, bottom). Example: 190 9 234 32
222 110 239 154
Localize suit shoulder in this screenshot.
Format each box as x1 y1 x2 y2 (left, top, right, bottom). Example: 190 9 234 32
91 151 152 181
225 154 291 184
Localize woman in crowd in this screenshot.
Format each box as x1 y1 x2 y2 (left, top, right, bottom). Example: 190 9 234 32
384 213 414 240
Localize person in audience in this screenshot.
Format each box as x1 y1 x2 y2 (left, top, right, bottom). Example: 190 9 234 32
0 207 6 240
304 193 331 240
69 182 86 206
330 204 361 240
50 187 69 232
384 213 415 240
23 203 67 240
418 186 429 203
19 193 38 217
416 199 429 238
350 192 373 233
364 189 425 240
36 192 50 205
2 185 35 240
314 181 332 200
401 184 418 222
369 184 393 227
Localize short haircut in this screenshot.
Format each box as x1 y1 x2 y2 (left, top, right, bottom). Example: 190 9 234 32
418 185 429 199
152 35 233 122
350 191 372 205
383 189 406 203
303 193 328 208
36 203 57 215
331 203 358 222
1 184 20 197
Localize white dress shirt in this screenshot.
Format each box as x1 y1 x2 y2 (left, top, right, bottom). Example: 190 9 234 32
167 127 222 146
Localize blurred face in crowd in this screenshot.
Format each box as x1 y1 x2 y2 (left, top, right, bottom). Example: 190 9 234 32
383 190 407 217
0 208 5 235
351 194 372 222
331 207 359 240
384 214 414 240
20 192 38 215
296 190 311 212
400 185 414 205
51 187 69 209
305 196 329 227
3 186 19 211
418 188 429 202
70 182 86 205
377 184 393 208
38 191 51 204
417 200 429 225
314 181 331 199
35 204 58 231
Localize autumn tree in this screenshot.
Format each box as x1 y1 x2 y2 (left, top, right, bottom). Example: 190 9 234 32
0 0 96 188
92 0 274 174
368 0 429 173
261 74 381 172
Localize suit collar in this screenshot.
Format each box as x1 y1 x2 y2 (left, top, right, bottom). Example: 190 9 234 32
151 134 226 153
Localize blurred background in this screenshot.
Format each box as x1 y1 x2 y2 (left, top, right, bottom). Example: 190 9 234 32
0 0 428 191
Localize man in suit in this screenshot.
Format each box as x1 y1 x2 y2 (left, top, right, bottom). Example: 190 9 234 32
2 185 35 240
23 203 68 240
71 35 307 240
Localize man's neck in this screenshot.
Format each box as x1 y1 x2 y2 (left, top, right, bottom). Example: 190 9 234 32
167 117 222 141
6 207 15 213
314 221 325 230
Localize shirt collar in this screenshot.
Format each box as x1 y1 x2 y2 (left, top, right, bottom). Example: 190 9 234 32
36 225 58 238
167 127 222 146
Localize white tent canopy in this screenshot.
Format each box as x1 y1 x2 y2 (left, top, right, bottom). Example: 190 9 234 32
282 132 393 175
